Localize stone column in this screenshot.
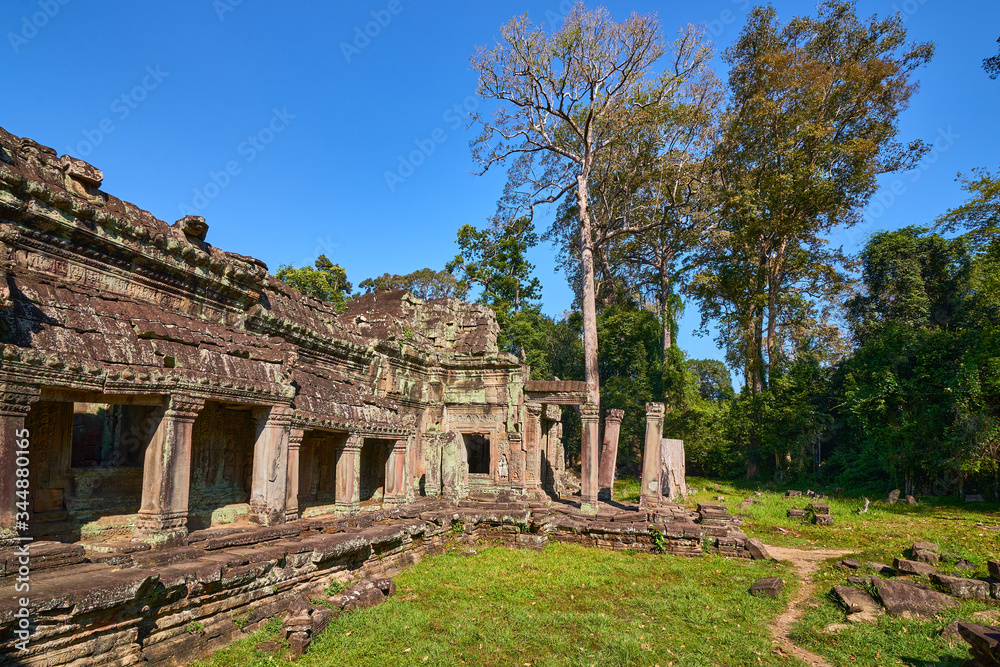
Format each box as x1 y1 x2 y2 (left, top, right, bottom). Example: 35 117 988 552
285 429 305 522
0 383 40 536
335 433 361 515
660 438 687 501
579 402 600 515
597 408 624 497
546 418 563 497
135 394 204 547
523 403 543 490
423 433 442 497
383 439 408 506
640 402 665 511
250 406 292 526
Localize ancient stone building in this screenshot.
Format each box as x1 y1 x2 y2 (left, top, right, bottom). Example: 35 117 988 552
0 125 574 550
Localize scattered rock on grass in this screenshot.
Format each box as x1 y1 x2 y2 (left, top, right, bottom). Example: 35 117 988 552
750 577 784 598
956 622 1000 665
893 558 936 576
930 573 990 600
745 538 772 561
831 585 881 623
865 561 894 576
873 579 960 618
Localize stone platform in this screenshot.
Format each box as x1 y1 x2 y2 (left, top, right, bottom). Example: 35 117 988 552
0 497 759 666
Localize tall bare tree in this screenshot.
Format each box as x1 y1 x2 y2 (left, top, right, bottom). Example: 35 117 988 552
470 2 710 407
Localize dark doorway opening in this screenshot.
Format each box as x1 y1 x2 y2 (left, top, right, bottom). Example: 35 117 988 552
463 433 490 475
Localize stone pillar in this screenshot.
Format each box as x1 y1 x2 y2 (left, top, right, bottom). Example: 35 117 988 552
135 394 204 547
250 406 292 526
579 402 600 515
597 408 624 497
545 418 563 498
285 429 305 522
640 402 665 511
0 383 40 537
335 433 361 515
423 433 442 497
506 431 522 491
524 403 543 490
661 438 687 501
383 439 408 506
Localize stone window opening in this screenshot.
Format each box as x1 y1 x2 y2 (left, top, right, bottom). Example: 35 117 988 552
464 433 490 475
71 403 150 469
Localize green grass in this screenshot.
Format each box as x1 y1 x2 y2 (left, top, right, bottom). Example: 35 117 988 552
194 541 799 667
194 478 1000 667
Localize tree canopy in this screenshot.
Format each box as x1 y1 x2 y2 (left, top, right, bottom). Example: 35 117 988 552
275 255 352 311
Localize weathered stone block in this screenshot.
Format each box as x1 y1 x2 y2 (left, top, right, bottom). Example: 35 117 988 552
930 573 989 600
873 579 959 617
894 558 935 576
750 577 784 598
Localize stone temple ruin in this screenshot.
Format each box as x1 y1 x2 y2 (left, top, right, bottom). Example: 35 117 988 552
0 126 759 665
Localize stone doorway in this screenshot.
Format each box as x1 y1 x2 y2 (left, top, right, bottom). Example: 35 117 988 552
298 430 342 517
359 438 392 506
187 402 255 530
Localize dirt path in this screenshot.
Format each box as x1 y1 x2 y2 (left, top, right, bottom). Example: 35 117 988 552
764 544 852 667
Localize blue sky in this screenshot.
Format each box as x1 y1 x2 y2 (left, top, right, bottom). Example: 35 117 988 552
3 0 998 367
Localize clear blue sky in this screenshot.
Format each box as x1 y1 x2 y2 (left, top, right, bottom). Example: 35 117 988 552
3 0 998 367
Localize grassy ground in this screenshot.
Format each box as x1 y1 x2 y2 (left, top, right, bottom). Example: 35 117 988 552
679 476 1000 667
194 541 798 667
195 479 1000 667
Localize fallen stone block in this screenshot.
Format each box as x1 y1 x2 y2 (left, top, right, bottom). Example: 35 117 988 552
807 503 830 516
750 577 784 598
888 489 900 504
785 490 802 498
988 560 1000 580
893 558 935 576
787 509 806 519
814 515 834 526
835 558 862 570
865 561 894 576
956 622 1000 666
745 538 771 561
831 585 880 616
873 579 960 617
930 573 990 600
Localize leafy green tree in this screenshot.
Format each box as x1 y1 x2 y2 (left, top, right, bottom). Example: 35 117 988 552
937 168 1000 244
447 217 542 361
358 268 468 301
690 1 934 398
275 255 352 311
985 36 1000 79
829 225 1000 497
686 359 735 402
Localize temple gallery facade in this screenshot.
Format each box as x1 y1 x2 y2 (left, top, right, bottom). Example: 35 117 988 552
0 125 679 550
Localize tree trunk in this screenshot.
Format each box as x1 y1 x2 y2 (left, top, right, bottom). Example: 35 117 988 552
577 173 601 409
